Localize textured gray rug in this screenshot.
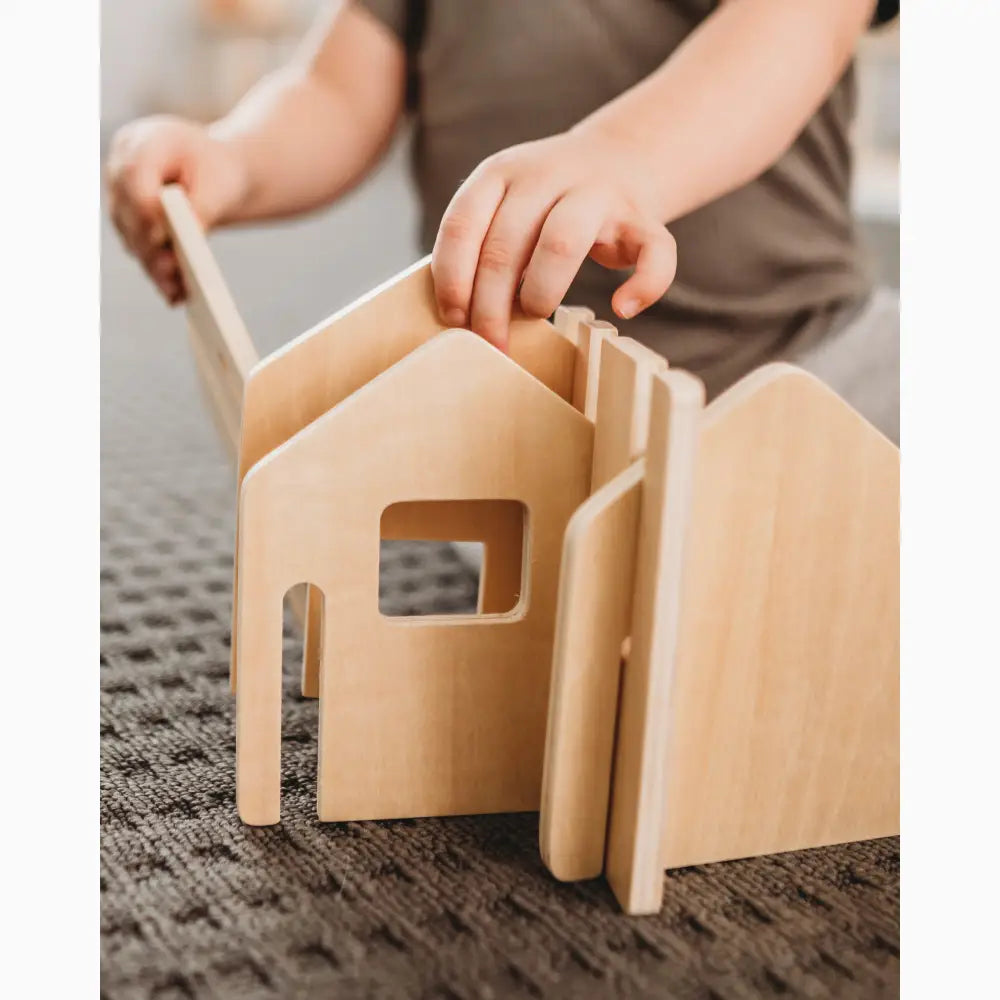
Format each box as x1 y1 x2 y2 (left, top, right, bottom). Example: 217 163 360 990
101 237 899 1000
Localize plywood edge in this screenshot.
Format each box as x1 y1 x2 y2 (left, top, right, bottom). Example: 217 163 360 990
552 304 595 345
591 338 669 490
662 823 901 872
605 369 705 916
160 184 258 380
571 320 618 419
187 321 243 457
252 254 439 372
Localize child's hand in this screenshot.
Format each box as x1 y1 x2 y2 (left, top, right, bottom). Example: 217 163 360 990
106 116 250 304
431 129 676 350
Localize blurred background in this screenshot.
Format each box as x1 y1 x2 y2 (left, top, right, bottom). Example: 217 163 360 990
101 0 899 375
102 0 419 380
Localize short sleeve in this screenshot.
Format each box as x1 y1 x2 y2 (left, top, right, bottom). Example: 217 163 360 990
872 1 899 27
353 0 408 43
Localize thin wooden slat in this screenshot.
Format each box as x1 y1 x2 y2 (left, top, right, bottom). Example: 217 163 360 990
552 304 594 344
604 369 704 916
186 319 243 457
160 187 314 632
539 338 668 882
571 320 618 420
539 460 643 880
160 185 257 419
590 338 668 490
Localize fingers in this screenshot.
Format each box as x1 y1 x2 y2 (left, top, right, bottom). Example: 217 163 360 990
145 245 184 305
111 198 154 256
110 177 163 255
431 169 506 328
469 188 558 349
430 127 679 348
109 148 167 243
108 128 186 303
113 191 180 303
608 223 677 320
518 191 607 320
126 155 168 221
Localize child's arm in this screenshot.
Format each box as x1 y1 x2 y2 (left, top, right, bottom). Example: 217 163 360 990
107 2 404 303
431 0 877 349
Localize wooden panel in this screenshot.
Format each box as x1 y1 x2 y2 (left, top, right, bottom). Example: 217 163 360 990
659 365 899 870
237 259 577 483
160 184 257 431
605 370 705 916
232 258 581 692
160 189 565 692
552 304 594 344
285 588 308 626
161 189 531 680
539 337 669 882
186 318 244 457
299 494 530 698
539 460 643 881
571 320 618 420
159 188 316 630
590 338 668 490
554 307 625 421
234 331 594 826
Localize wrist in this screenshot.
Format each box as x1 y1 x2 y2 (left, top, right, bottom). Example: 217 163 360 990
204 123 258 226
569 113 665 222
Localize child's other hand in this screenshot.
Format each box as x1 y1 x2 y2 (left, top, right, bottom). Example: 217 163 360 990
431 129 676 350
106 116 250 304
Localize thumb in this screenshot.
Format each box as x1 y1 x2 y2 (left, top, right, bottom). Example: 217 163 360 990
610 223 677 321
113 131 194 245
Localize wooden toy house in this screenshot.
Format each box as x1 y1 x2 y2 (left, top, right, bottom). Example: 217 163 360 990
162 186 899 916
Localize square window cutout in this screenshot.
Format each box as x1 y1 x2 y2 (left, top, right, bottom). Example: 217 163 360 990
379 499 527 618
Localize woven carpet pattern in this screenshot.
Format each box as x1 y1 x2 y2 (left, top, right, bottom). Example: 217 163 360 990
101 305 899 1000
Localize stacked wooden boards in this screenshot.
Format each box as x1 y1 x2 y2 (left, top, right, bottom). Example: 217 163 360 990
161 185 899 916
162 186 591 692
541 357 899 914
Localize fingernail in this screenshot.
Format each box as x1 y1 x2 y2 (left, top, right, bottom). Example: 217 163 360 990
443 307 466 327
616 299 639 320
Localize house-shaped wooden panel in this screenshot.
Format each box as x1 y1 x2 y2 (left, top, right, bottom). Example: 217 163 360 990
540 356 899 916
605 365 900 914
235 330 594 826
230 258 584 697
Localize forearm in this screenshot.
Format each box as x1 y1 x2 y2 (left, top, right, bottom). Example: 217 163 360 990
573 0 875 223
208 2 406 223
209 70 382 222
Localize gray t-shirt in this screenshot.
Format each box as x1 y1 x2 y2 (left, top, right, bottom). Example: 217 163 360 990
359 0 871 397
